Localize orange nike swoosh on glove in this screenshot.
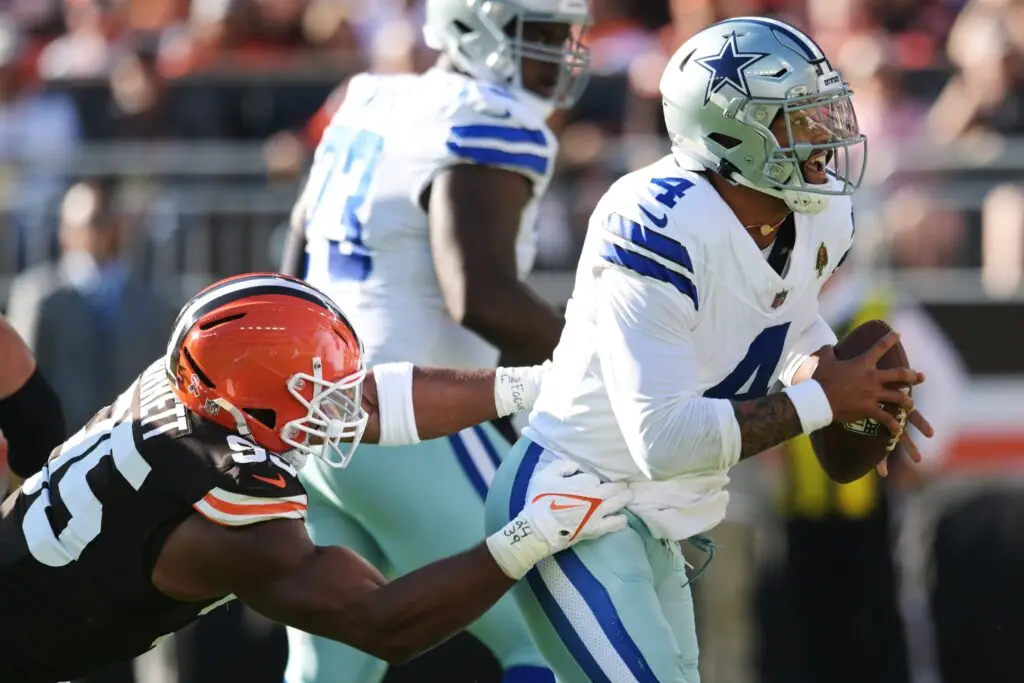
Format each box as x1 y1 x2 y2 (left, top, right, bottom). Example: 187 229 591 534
531 492 603 542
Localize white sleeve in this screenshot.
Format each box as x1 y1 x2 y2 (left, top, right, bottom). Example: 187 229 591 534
413 84 557 201
594 267 741 481
775 315 837 388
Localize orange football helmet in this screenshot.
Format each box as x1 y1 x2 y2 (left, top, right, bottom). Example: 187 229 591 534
166 273 367 468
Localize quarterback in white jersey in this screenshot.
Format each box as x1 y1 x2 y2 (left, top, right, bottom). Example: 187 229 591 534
279 1 590 682
485 17 932 683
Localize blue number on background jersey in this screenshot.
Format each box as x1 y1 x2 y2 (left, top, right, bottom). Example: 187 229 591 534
307 126 384 281
704 323 791 400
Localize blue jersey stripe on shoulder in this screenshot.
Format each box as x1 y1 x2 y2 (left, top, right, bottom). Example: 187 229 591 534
446 141 549 175
451 124 548 146
605 215 693 272
600 242 698 309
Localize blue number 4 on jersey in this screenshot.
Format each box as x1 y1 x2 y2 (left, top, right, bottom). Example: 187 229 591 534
639 177 694 229
704 323 791 400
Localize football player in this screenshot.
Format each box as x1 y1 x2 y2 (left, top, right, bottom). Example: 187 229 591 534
278 0 590 681
484 17 936 682
0 273 631 683
0 314 66 494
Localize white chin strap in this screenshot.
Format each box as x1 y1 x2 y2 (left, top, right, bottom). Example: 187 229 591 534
671 140 832 216
731 172 831 216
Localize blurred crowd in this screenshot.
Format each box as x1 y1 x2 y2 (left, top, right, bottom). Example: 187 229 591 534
0 0 1022 274
1 1 1024 683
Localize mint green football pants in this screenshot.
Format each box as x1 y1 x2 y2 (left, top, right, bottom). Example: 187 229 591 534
284 424 551 683
484 438 703 683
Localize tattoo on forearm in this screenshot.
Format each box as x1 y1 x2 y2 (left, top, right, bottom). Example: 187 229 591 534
731 393 804 460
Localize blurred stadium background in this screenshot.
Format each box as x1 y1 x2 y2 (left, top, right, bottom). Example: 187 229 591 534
1 0 1023 682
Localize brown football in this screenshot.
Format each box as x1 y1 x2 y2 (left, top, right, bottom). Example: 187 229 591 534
809 319 911 484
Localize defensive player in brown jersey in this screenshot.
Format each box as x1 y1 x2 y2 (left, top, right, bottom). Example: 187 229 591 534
0 273 630 683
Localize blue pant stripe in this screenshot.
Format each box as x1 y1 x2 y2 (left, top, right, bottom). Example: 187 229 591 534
511 442 609 681
526 569 613 683
503 665 557 683
510 441 652 682
448 433 488 499
509 441 544 518
555 552 660 682
473 424 503 468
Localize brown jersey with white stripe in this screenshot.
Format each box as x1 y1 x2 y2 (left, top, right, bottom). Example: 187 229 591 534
0 360 307 683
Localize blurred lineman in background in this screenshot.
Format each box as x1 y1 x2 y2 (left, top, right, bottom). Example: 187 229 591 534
279 0 592 681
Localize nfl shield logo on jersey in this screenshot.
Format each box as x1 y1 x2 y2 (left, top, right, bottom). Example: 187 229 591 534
771 290 788 309
815 242 829 278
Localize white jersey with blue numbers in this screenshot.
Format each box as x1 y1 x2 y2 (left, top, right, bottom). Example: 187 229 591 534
300 68 557 368
525 154 855 493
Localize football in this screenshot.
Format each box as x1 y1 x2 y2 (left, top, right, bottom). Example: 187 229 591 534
809 319 911 484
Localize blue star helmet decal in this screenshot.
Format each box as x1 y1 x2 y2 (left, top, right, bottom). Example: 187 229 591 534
694 32 769 105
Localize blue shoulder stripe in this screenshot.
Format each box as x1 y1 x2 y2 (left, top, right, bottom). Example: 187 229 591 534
451 124 548 146
446 141 549 176
599 242 699 309
605 215 694 272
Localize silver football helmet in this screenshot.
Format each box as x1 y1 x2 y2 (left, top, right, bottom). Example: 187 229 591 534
660 17 867 215
423 0 592 117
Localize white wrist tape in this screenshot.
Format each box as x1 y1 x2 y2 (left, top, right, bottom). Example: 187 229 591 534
783 380 834 434
485 513 549 580
372 362 421 446
494 362 549 418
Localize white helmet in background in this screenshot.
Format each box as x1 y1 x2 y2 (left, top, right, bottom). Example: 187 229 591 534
424 0 592 117
660 17 867 215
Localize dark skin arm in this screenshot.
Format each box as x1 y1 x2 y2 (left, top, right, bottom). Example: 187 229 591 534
360 366 509 444
426 165 563 366
732 393 805 461
152 514 514 664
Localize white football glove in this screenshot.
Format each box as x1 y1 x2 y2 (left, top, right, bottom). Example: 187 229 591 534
486 460 632 579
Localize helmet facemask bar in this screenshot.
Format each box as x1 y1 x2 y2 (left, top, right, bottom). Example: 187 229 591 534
508 10 591 110
283 357 368 469
757 88 867 198
459 0 591 111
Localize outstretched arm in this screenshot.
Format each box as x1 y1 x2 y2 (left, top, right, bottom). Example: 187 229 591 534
153 462 630 663
360 363 547 445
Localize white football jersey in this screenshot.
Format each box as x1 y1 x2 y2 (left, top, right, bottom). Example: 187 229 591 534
300 68 557 367
525 154 855 482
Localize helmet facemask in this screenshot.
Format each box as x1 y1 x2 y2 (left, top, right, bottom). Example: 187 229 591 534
282 357 368 469
426 0 591 115
723 85 867 215
505 11 591 112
